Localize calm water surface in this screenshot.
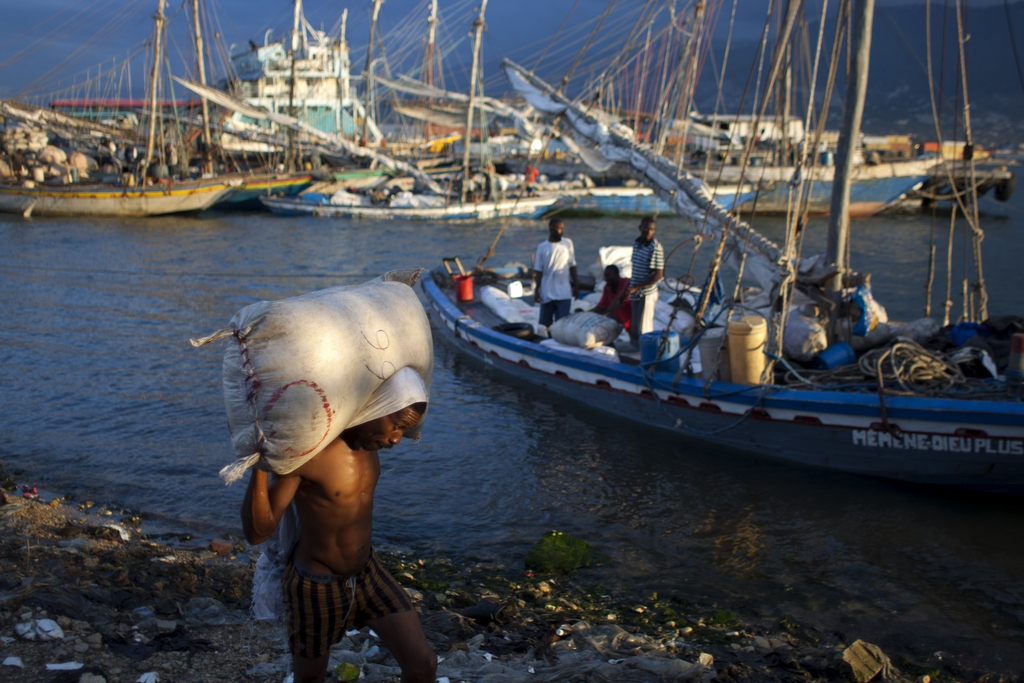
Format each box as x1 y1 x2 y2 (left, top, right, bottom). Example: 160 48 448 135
1 194 1023 673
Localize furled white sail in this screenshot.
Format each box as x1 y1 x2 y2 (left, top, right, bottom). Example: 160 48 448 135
171 77 445 195
501 60 784 300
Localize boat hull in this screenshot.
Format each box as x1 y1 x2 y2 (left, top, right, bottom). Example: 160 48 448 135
214 173 314 210
260 194 558 220
707 160 934 216
0 181 236 217
554 186 754 216
423 272 1024 493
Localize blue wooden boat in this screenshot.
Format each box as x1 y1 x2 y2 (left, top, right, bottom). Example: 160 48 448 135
422 269 1024 494
213 172 314 211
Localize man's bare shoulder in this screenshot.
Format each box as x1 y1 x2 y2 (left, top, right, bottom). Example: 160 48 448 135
291 437 357 480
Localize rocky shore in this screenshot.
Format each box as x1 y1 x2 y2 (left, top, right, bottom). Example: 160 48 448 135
0 478 1012 683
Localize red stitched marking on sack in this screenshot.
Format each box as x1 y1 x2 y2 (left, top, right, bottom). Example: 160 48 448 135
262 380 334 459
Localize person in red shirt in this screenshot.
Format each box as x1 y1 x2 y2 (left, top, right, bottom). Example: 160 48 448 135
525 162 539 184
593 265 632 332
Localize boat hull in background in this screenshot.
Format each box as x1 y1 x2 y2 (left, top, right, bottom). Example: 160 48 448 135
0 180 237 217
260 194 558 220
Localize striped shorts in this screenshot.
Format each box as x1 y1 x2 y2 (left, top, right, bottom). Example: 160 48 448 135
282 549 414 659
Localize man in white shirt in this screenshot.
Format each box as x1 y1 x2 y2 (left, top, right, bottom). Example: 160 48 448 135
533 218 578 326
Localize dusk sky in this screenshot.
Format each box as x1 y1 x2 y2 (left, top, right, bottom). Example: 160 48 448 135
0 0 965 103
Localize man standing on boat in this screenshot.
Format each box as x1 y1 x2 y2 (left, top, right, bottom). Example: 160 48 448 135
626 216 664 348
533 218 579 326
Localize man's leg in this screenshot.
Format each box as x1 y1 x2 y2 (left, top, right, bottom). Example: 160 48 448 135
629 297 642 347
551 298 571 322
539 300 555 326
367 611 437 683
639 291 657 336
292 653 330 683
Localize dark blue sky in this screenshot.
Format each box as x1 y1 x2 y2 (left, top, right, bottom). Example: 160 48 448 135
0 0 1003 103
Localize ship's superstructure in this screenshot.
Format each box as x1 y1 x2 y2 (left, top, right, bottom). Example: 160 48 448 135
226 1 381 142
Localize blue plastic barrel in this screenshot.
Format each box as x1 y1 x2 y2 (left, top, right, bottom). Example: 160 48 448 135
811 341 856 370
640 331 681 373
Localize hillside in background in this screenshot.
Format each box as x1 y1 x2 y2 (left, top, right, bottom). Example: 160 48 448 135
690 1 1024 148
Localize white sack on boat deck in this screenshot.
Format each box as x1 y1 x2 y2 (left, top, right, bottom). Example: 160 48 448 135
37 145 66 165
784 308 828 362
598 245 634 279
550 312 623 349
389 191 446 208
654 300 696 337
480 285 540 327
190 269 433 484
541 338 619 363
329 190 368 206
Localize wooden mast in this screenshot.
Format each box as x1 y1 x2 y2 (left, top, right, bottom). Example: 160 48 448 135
424 0 438 87
826 0 875 293
287 0 302 170
461 0 487 204
362 0 384 147
191 0 213 174
143 0 167 178
422 0 438 142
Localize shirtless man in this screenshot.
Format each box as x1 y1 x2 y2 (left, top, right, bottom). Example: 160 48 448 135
242 401 436 683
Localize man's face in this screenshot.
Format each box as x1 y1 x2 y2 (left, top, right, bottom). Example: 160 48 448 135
604 267 620 287
639 221 656 243
549 222 563 241
349 412 418 451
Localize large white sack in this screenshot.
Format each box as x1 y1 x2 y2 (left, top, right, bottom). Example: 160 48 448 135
37 145 67 165
784 308 828 362
480 285 539 326
653 299 696 336
598 245 633 279
389 191 445 208
540 338 619 362
329 190 369 206
67 151 98 173
550 311 623 349
191 269 432 483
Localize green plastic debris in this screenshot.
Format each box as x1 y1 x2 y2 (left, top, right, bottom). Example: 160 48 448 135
525 530 594 574
334 661 360 681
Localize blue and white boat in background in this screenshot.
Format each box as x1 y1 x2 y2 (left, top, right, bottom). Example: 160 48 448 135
552 184 757 217
713 160 934 216
259 192 558 220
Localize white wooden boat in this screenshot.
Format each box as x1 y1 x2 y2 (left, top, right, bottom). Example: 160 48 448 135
0 178 239 217
259 193 558 221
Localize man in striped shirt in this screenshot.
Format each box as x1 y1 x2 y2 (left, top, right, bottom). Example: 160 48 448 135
627 216 664 347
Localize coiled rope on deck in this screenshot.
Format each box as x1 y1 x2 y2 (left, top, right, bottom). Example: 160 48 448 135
780 339 1013 399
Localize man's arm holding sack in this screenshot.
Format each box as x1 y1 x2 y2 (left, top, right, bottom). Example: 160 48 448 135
242 470 301 545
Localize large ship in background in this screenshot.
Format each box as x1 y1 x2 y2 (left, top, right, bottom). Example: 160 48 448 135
220 1 381 151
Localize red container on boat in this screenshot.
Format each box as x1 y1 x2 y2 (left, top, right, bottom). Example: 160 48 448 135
453 274 474 302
